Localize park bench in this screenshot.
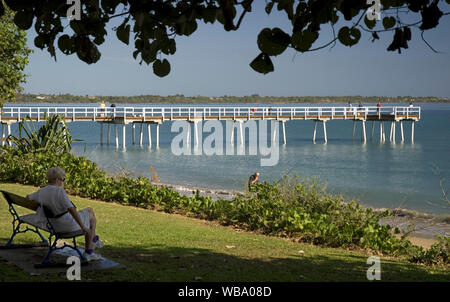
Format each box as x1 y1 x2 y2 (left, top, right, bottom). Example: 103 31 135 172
1 190 87 266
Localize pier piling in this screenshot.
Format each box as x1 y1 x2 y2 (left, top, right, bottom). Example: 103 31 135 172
115 124 119 148
352 120 356 141
139 123 144 146
147 123 152 148
362 121 366 142
107 123 111 145
122 124 126 149
313 121 317 143
400 121 404 142
156 124 160 147
371 121 375 141
100 123 103 145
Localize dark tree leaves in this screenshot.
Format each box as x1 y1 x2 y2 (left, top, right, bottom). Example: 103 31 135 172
382 17 396 30
364 15 376 30
116 22 130 45
200 7 218 24
340 0 365 21
13 9 33 30
3 0 450 78
249 53 274 74
420 0 443 30
257 27 290 56
387 27 412 53
371 31 380 42
75 36 101 64
161 39 176 56
34 35 46 49
291 30 318 52
58 35 75 55
404 26 411 41
277 0 295 19
153 59 171 77
101 0 120 14
218 0 235 31
338 26 361 47
265 1 274 14
407 0 427 12
141 41 158 65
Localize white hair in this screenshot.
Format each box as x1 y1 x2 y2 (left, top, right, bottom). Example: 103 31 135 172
46 167 66 182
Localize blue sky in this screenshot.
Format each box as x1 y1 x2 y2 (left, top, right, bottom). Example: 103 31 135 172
23 1 450 98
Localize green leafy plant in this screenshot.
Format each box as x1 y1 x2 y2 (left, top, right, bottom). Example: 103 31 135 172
410 235 450 266
6 114 81 154
0 1 32 106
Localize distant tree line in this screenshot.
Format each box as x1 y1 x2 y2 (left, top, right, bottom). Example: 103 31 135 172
8 93 449 105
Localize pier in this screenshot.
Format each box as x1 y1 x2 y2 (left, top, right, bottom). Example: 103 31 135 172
0 105 421 147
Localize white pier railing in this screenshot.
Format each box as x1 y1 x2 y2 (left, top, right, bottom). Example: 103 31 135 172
1 105 421 147
0 106 421 122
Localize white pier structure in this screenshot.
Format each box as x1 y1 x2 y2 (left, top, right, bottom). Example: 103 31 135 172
0 105 421 147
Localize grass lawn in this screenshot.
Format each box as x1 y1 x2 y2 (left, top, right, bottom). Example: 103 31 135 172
0 182 448 282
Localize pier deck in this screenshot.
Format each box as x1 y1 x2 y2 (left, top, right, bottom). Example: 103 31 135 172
1 105 420 147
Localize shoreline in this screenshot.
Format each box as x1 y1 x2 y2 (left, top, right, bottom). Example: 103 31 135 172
153 180 450 246
154 181 240 201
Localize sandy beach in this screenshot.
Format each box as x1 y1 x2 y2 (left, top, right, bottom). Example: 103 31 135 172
154 181 449 249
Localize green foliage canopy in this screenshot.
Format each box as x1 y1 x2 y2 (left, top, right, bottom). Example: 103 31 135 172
0 0 449 78
0 1 32 106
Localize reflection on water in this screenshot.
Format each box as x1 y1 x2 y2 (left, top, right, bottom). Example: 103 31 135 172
70 125 447 215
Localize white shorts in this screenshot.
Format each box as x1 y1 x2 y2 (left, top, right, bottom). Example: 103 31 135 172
50 208 91 233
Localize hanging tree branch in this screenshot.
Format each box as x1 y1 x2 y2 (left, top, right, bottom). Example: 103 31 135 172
1 0 449 77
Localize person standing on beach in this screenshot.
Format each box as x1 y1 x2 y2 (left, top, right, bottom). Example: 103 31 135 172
248 172 260 192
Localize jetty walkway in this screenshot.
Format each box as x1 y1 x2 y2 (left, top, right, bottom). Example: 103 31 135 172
1 105 420 147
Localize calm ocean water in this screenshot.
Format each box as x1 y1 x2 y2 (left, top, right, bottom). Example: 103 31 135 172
4 103 450 215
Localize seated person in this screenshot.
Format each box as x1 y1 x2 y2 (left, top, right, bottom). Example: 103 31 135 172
27 167 104 261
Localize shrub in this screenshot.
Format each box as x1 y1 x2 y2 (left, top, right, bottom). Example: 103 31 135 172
409 235 450 266
6 115 81 154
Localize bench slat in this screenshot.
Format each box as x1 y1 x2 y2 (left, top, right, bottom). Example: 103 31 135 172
1 190 39 211
19 213 84 238
19 213 50 232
